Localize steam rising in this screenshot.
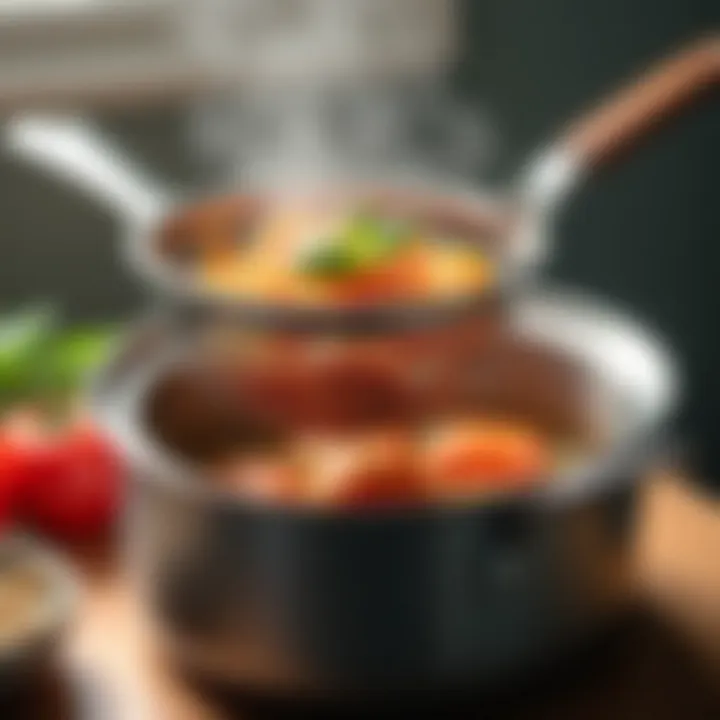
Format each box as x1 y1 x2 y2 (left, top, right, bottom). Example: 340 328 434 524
184 0 496 195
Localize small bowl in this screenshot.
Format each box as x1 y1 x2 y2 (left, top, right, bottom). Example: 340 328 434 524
0 533 78 691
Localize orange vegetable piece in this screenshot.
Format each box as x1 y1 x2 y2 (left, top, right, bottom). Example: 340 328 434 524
319 243 430 304
297 431 425 508
425 420 550 495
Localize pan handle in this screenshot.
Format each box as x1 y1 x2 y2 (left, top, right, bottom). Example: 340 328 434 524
563 35 719 170
521 35 720 213
4 115 175 227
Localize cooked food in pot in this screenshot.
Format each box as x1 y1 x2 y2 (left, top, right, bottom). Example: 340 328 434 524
147 325 594 510
207 417 574 509
198 203 494 304
423 419 551 496
294 430 425 508
199 318 508 431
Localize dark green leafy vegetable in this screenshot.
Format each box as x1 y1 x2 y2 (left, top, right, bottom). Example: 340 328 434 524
0 306 56 405
345 213 412 266
298 241 358 278
298 212 414 279
43 328 116 397
0 306 117 410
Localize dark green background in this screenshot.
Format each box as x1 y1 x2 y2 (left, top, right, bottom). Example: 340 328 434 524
0 0 718 478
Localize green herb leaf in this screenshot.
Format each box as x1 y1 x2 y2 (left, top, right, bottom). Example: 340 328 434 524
345 213 412 267
298 241 358 278
297 212 414 279
0 306 57 405
0 307 118 413
45 327 116 396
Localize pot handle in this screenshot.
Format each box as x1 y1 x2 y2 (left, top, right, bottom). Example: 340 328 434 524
521 35 720 211
4 115 174 227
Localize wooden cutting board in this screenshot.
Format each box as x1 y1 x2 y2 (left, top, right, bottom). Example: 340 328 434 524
12 473 720 719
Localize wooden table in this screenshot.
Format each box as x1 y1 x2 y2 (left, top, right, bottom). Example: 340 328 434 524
7 473 720 719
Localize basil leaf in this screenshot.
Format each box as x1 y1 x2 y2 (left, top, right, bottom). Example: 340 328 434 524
298 242 358 278
45 327 116 395
0 306 56 405
345 213 412 266
297 213 414 279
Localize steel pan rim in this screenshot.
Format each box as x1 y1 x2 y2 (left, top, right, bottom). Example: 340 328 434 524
90 285 680 520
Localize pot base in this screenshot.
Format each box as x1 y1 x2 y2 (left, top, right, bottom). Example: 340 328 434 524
156 606 638 704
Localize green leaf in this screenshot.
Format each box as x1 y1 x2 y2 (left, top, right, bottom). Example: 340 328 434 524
297 212 414 279
0 304 119 413
0 306 57 405
298 241 358 278
345 213 412 267
43 327 117 396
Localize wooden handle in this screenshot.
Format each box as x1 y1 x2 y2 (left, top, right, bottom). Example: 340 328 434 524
563 36 720 168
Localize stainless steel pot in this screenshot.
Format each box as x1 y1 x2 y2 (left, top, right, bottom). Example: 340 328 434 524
91 288 678 697
4 35 707 699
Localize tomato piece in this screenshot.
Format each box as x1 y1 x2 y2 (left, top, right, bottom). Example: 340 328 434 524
425 420 550 496
19 425 123 541
323 245 429 304
299 431 425 508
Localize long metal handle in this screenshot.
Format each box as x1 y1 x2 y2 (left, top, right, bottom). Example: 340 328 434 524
5 115 175 227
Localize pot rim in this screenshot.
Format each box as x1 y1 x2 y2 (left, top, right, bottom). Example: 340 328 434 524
90 286 681 520
123 180 545 335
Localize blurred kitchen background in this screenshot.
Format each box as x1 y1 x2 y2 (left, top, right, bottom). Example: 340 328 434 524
0 0 718 478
